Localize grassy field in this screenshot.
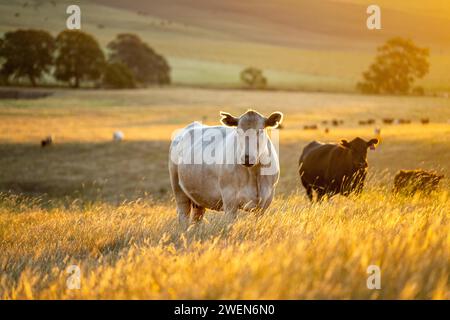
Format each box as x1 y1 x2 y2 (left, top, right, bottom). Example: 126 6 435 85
0 87 449 299
1 0 450 92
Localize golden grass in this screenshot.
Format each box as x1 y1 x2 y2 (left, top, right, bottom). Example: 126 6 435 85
0 88 449 299
0 191 448 299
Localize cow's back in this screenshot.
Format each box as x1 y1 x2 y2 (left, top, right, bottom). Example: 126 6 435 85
170 123 232 209
299 141 352 188
300 141 341 178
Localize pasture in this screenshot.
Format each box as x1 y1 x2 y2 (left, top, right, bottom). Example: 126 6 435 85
0 87 449 299
2 0 450 92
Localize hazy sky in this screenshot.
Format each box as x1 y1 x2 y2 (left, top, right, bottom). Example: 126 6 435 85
335 0 450 19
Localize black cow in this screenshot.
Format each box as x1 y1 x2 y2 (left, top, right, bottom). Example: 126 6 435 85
41 136 53 147
299 137 378 201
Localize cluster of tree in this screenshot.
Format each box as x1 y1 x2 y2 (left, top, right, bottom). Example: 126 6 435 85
0 29 171 89
240 67 267 89
357 37 429 95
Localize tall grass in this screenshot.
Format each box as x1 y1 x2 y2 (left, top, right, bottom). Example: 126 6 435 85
1 187 448 299
1 88 449 299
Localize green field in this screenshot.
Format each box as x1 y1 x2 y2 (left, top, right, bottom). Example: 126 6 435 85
1 0 450 92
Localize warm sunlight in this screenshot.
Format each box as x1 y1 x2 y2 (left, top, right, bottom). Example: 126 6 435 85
0 0 448 313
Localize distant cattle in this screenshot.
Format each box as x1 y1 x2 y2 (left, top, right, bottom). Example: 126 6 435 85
299 137 378 201
393 169 444 195
420 118 430 124
169 109 283 227
41 136 53 147
303 124 318 130
382 118 394 124
113 131 124 142
397 119 411 124
331 119 339 126
359 119 375 125
324 127 330 134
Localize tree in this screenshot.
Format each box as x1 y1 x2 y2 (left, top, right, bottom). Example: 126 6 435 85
0 29 55 86
240 67 267 89
0 38 5 86
102 62 136 89
107 34 170 85
357 37 429 95
54 30 105 88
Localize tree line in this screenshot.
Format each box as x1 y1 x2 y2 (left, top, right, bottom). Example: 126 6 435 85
239 37 430 95
0 29 171 89
0 29 430 95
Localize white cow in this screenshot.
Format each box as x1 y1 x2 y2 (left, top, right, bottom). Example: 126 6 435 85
169 110 283 227
113 131 124 142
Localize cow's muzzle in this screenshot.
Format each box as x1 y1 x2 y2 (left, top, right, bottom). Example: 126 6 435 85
243 163 255 168
242 155 257 167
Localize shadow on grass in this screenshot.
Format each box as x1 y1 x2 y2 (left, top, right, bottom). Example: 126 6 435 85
0 140 171 205
1 137 449 206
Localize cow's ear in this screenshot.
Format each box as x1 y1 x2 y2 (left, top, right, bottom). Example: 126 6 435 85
220 112 239 127
265 112 283 128
367 138 379 150
340 139 351 148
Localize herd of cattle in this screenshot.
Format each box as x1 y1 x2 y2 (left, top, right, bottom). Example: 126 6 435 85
168 110 445 226
36 109 444 226
302 117 430 132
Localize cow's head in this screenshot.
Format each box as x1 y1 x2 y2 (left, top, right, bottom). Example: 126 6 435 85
220 110 283 167
340 137 379 170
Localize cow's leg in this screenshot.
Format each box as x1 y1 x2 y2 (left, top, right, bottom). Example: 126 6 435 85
224 205 238 221
221 187 238 221
353 179 365 195
169 163 192 229
175 193 191 229
301 178 313 202
192 203 205 222
305 185 313 201
354 172 366 195
255 189 274 217
223 197 238 220
316 189 327 202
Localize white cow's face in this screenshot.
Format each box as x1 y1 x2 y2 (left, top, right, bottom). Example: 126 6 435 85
220 110 283 167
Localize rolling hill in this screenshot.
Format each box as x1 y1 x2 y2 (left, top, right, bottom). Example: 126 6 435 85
1 0 450 92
